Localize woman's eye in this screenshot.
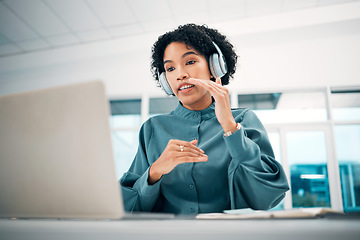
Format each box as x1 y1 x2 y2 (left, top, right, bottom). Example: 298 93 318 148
186 60 196 65
166 67 175 72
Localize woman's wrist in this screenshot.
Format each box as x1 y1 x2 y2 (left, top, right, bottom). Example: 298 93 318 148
222 119 237 133
223 122 241 137
148 163 162 185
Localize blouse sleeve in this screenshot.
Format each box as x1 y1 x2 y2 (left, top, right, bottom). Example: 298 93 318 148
225 109 290 210
119 120 162 212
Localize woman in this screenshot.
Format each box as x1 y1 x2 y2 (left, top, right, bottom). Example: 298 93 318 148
120 24 289 214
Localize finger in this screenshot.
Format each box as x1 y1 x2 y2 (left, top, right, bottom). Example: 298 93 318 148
215 77 222 85
201 83 229 101
190 139 198 145
206 82 227 95
205 80 230 97
189 78 227 95
172 140 205 153
182 141 205 154
173 145 205 156
189 78 222 87
185 147 207 156
176 155 208 163
175 151 207 159
188 78 214 88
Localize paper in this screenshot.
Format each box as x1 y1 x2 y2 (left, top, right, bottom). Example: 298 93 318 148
196 208 343 220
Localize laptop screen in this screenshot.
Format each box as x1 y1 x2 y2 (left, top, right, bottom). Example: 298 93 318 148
0 81 124 219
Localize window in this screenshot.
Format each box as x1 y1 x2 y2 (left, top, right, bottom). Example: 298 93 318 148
110 99 141 179
287 130 331 208
331 89 360 121
267 131 285 210
267 132 281 163
239 91 327 124
149 97 179 116
331 89 360 212
238 89 338 210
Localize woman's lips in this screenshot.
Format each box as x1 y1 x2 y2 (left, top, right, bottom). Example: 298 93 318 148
178 82 195 92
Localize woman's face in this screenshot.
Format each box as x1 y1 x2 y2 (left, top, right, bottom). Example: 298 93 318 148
163 41 213 111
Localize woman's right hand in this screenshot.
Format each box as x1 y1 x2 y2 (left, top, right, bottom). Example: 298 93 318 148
148 139 207 185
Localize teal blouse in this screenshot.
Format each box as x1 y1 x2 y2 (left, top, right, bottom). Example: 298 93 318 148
120 102 289 214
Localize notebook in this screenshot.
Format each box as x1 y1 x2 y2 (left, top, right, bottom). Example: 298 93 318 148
0 81 173 220
196 207 344 220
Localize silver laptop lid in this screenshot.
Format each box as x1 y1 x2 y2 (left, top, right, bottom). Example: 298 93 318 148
0 81 124 219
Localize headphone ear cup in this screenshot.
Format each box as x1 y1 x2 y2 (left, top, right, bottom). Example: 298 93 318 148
209 53 220 79
159 72 174 96
209 53 226 79
209 42 228 79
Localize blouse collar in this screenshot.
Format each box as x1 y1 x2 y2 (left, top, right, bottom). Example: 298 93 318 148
172 101 216 122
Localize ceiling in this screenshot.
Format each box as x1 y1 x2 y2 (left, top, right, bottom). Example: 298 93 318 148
0 0 359 58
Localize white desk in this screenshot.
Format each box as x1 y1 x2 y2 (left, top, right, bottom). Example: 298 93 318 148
0 218 359 240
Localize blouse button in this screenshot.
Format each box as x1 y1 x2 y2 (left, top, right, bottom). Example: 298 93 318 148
189 184 194 189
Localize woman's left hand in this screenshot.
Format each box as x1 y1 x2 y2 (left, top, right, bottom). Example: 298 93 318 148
188 77 237 133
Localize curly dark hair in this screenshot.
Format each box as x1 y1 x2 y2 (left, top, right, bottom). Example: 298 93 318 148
150 23 238 86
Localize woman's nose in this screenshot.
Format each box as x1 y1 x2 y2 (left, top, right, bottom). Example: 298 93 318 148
176 71 189 81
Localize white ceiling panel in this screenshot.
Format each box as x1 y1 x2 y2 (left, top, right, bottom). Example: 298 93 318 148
77 28 111 42
0 44 22 56
246 0 283 17
46 33 80 47
282 0 318 11
318 0 354 5
208 0 246 7
208 2 246 23
208 0 246 12
0 34 11 45
0 3 38 41
127 0 172 21
44 0 102 31
1 0 360 58
3 0 69 36
87 0 137 26
108 24 144 37
173 13 211 26
140 19 177 33
17 38 51 51
168 0 207 18
211 9 246 23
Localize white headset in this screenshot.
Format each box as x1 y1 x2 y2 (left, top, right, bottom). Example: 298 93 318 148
158 42 228 96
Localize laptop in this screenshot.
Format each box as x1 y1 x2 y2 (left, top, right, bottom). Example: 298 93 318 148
0 81 173 220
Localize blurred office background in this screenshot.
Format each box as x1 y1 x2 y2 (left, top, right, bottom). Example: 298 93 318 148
0 0 360 213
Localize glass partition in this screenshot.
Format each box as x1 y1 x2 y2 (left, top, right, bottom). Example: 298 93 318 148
334 125 360 212
109 99 141 179
286 130 331 208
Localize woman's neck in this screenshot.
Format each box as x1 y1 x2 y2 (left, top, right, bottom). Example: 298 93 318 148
181 93 213 111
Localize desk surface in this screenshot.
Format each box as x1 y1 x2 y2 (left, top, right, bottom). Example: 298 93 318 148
1 218 359 240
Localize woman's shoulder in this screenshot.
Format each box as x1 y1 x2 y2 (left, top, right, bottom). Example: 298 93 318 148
144 112 177 125
231 107 251 117
231 108 261 123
